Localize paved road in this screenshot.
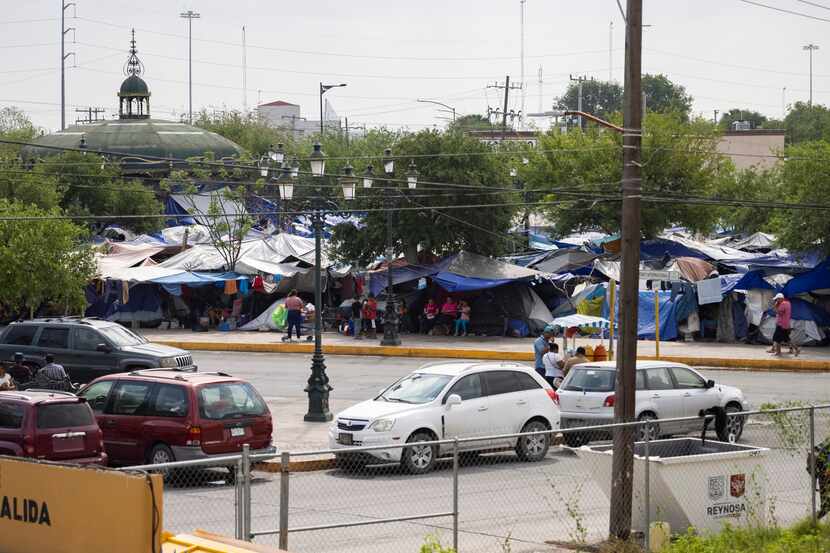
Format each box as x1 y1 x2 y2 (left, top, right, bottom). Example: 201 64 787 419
155 353 828 552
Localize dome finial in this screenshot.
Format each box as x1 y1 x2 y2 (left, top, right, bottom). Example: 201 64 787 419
124 28 144 77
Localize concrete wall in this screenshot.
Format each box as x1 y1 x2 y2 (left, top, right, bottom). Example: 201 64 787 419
717 130 785 171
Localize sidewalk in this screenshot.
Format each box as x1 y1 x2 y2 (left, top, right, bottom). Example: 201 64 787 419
142 327 830 372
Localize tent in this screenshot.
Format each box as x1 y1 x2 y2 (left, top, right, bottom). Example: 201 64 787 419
730 232 776 252
530 249 601 275
758 298 830 345
783 258 830 296
601 289 679 341
239 298 286 331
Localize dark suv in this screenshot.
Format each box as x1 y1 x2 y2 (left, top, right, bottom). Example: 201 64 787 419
77 369 275 467
0 318 195 383
0 390 108 465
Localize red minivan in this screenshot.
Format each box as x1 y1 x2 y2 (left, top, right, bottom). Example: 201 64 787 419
0 390 108 465
77 369 275 467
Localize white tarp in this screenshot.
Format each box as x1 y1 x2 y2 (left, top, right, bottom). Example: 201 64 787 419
239 298 286 331
744 289 776 327
102 266 185 283
170 189 247 228
696 278 722 305
663 234 756 261
96 246 166 278
760 317 824 345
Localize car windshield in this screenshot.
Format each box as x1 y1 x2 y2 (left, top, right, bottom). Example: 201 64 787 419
561 367 616 393
377 373 452 404
98 325 147 347
198 382 268 420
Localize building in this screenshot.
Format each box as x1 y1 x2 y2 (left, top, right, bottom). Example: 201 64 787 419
24 32 244 173
257 99 341 139
716 127 785 171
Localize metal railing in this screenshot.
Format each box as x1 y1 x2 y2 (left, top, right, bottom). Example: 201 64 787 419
119 403 830 552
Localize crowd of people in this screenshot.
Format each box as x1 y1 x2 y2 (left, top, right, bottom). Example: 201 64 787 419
419 296 472 336
0 353 74 392
533 327 592 390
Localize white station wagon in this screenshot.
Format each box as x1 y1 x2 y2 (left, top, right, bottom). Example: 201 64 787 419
329 361 561 473
557 360 750 446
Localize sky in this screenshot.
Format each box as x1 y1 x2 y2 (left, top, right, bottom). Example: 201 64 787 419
2 0 829 133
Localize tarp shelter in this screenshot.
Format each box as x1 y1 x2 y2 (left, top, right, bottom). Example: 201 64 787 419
759 297 830 345
783 258 830 296
550 314 610 331
239 298 286 331
170 188 247 227
468 283 553 336
602 289 679 341
530 249 601 275
433 251 544 292
158 239 307 277
731 232 776 252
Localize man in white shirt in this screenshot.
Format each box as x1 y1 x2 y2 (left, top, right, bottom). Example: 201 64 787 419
542 342 565 389
0 364 14 391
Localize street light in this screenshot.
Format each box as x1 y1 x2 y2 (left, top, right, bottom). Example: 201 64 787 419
406 160 419 190
309 142 326 177
289 157 300 179
319 82 347 136
416 98 457 122
269 143 285 164
276 163 294 201
179 10 201 124
362 164 374 188
340 164 357 201
382 148 394 174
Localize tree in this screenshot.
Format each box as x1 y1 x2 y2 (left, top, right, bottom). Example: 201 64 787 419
39 152 163 234
0 199 95 317
195 110 295 157
783 102 830 144
0 107 38 158
718 108 767 130
448 114 497 132
525 113 728 238
557 80 623 120
642 74 693 118
716 168 781 233
329 130 518 264
0 159 62 210
774 141 830 254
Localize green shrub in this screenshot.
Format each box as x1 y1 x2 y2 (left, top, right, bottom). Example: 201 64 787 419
663 521 830 553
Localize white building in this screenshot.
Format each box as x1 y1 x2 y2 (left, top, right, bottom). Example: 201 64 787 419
257 99 341 139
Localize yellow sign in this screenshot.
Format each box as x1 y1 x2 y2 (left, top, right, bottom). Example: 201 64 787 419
0 457 162 553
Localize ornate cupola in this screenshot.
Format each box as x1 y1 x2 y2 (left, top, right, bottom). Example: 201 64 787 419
117 29 151 119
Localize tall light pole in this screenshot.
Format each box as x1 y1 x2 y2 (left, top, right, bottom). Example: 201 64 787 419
320 83 346 136
180 10 200 124
804 43 819 107
416 99 456 122
61 0 76 131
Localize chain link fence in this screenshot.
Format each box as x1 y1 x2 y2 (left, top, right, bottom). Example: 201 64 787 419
121 404 830 552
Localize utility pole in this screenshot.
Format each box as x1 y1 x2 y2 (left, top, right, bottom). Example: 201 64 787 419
487 77 522 132
61 0 76 131
320 82 347 137
609 0 642 542
502 75 511 133
74 107 106 124
180 10 200 124
609 21 614 82
783 87 787 119
713 109 719 125
570 75 588 129
804 44 819 107
520 0 526 127
537 66 544 113
242 26 248 114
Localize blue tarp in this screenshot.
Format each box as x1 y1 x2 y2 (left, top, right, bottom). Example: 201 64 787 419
367 258 453 296
432 272 514 292
602 289 679 341
164 197 196 227
719 252 821 274
783 258 830 297
149 271 248 286
729 270 777 293
641 238 708 260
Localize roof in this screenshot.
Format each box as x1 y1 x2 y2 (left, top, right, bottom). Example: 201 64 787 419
23 119 245 161
258 100 299 107
119 74 149 96
0 390 80 403
417 361 531 376
572 360 691 370
116 369 240 384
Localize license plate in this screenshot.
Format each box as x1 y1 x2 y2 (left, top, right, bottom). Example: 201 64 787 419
231 427 245 437
337 433 353 446
53 437 84 453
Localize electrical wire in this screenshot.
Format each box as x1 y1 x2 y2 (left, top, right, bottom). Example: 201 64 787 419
735 0 830 23
795 0 830 10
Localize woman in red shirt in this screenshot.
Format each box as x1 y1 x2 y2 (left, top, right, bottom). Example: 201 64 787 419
362 293 378 339
420 298 438 334
439 297 459 334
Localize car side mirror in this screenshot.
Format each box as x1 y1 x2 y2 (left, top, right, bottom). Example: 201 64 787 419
706 379 715 389
96 343 112 353
446 394 462 408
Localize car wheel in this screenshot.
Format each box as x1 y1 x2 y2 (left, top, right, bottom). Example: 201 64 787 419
718 404 745 443
401 432 437 474
637 413 660 442
563 432 589 447
516 420 550 462
148 443 176 465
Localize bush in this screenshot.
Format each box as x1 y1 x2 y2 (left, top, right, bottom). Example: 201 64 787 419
663 520 830 553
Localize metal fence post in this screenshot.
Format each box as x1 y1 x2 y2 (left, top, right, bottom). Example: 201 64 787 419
279 451 290 551
644 421 651 550
235 457 244 540
242 444 252 540
452 438 459 552
809 406 817 525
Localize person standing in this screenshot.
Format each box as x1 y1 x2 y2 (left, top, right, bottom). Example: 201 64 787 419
542 342 564 388
769 293 797 356
351 296 363 339
363 293 378 339
284 289 304 343
7 352 32 384
533 328 554 379
35 354 71 391
454 300 472 336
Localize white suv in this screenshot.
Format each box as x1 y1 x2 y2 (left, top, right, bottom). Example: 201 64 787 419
557 361 749 446
329 361 561 474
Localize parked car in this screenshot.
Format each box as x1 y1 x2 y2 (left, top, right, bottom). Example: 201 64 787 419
329 361 561 474
77 369 275 470
0 318 195 383
556 360 749 446
0 390 108 465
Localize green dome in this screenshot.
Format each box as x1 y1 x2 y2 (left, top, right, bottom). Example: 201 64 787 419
119 75 149 96
22 119 245 166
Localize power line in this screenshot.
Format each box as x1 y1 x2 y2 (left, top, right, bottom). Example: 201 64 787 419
795 0 830 12
735 0 830 23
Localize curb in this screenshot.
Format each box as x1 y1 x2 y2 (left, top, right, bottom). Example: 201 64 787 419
156 339 830 372
254 457 336 473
